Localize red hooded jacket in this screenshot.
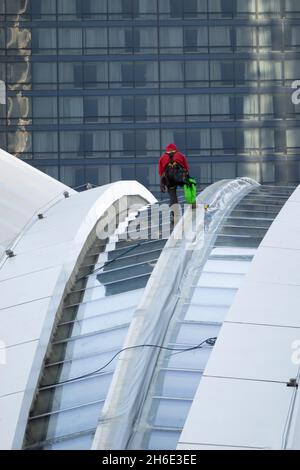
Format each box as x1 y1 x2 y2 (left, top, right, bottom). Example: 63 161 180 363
158 144 189 177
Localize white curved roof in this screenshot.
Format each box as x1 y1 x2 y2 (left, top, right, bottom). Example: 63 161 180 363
0 148 72 257
178 185 300 450
0 153 157 449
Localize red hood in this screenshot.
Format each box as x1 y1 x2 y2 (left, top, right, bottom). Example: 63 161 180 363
166 143 178 153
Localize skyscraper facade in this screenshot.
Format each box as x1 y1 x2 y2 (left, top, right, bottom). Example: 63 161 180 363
1 0 300 194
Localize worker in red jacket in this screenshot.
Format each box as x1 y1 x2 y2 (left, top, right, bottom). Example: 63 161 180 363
159 143 189 206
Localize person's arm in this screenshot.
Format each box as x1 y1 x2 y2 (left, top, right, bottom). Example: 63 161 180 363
177 153 189 172
158 157 163 177
159 156 167 192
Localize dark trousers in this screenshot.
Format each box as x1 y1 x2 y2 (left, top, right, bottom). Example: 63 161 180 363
168 186 178 206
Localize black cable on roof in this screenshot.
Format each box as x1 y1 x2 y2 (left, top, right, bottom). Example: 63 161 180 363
47 337 217 388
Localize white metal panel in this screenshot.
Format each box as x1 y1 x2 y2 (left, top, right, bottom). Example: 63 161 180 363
0 341 39 397
0 266 63 311
246 246 300 286
0 242 71 281
227 281 300 328
178 377 293 450
205 323 299 382
0 298 52 347
0 148 72 255
0 393 24 450
261 201 300 250
286 186 300 203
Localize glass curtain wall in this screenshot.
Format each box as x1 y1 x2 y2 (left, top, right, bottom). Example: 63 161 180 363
1 0 300 193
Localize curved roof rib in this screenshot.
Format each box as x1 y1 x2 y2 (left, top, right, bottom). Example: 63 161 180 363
92 178 268 450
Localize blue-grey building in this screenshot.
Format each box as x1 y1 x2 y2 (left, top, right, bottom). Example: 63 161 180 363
1 0 300 194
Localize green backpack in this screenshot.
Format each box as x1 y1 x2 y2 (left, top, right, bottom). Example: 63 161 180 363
184 177 197 204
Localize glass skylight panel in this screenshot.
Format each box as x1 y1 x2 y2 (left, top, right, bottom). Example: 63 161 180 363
41 349 120 387
191 286 238 305
24 201 168 450
156 370 202 399
150 398 192 428
28 401 104 444
32 372 113 416
145 430 181 451
184 304 229 323
128 185 292 450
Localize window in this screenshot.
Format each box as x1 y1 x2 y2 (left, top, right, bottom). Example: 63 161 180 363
125 29 140 52
29 0 42 18
170 0 198 18
135 64 147 86
212 163 236 180
170 0 184 17
184 30 198 52
59 28 82 53
71 65 82 88
160 28 183 52
0 28 5 52
84 98 98 122
111 165 135 181
258 0 282 17
186 95 210 121
272 26 283 51
121 64 134 86
285 26 300 50
84 63 108 88
123 132 135 156
122 0 140 18
274 129 287 153
85 28 107 53
60 131 109 157
236 27 257 50
31 29 57 52
79 133 93 156
212 129 235 154
7 63 31 85
33 63 56 86
186 130 201 150
110 62 157 88
237 163 260 181
210 61 234 85
286 0 300 17
259 61 282 83
136 131 147 155
60 167 85 187
33 97 57 122
76 0 92 18
236 0 256 17
185 61 209 87
160 61 184 87
135 97 147 120
161 95 184 121
121 97 134 121
86 166 110 186
209 27 232 50
8 131 32 155
173 131 186 150
220 0 237 16
33 132 58 156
